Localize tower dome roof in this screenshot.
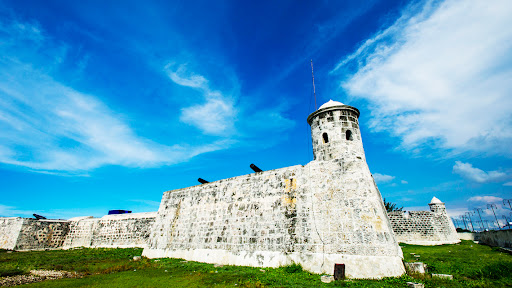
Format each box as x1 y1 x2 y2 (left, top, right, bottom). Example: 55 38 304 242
429 196 443 204
319 99 344 110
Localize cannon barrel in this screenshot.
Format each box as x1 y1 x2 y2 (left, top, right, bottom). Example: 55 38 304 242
198 178 209 184
250 164 263 173
33 214 47 220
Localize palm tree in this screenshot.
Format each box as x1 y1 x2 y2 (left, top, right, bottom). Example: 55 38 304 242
383 198 403 212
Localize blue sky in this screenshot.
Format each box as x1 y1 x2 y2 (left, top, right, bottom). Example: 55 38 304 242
0 0 511 229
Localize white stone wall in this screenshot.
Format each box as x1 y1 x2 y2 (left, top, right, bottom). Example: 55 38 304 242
15 219 70 250
144 157 404 278
478 230 512 248
1 213 156 251
0 217 24 250
144 103 405 279
388 203 460 245
63 212 156 249
457 232 477 241
0 218 69 251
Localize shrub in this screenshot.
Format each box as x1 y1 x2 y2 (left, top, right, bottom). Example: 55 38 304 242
283 263 303 273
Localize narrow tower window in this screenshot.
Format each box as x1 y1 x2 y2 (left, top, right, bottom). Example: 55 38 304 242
346 130 353 141
322 132 329 143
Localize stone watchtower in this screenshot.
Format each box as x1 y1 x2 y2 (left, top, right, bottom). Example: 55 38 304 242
300 99 405 278
307 100 365 161
429 196 447 214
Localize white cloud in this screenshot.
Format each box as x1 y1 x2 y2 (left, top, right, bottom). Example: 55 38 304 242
453 161 507 183
165 62 208 88
503 182 512 186
468 196 503 203
0 20 232 174
373 173 395 183
165 63 237 136
0 64 231 173
0 204 34 217
334 0 512 157
401 180 408 184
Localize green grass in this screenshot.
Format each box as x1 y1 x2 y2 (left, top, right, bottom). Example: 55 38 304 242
400 240 512 287
0 241 511 287
0 247 149 276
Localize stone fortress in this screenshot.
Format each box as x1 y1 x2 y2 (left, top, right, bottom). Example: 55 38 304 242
0 212 156 251
388 197 460 245
0 100 459 279
143 100 405 278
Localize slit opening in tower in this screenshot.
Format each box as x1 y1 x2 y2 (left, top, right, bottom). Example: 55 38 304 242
322 132 329 143
346 130 353 141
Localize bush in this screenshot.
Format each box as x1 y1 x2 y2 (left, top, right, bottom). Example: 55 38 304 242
283 263 303 273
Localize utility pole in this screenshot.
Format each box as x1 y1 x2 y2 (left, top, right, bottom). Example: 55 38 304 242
502 215 510 229
452 218 459 229
474 208 485 232
504 199 512 211
460 216 468 230
487 204 500 230
465 212 475 232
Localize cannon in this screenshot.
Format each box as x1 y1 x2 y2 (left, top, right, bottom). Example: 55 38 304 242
198 178 209 184
108 210 132 215
33 214 47 220
250 163 263 173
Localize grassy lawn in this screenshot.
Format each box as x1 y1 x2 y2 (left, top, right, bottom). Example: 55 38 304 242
1 240 511 287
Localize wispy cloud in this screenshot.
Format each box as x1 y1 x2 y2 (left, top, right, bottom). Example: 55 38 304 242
453 161 508 183
373 173 395 183
333 0 512 157
0 204 35 218
468 196 503 203
165 62 237 136
164 60 295 140
0 19 231 174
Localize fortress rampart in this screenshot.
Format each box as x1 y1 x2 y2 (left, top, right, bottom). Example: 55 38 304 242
0 212 156 251
63 212 156 249
0 217 69 250
143 100 405 278
388 197 460 245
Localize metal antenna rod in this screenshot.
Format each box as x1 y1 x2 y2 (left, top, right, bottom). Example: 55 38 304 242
487 204 500 230
483 220 490 230
474 208 485 231
502 215 510 229
452 218 459 229
465 212 475 232
311 60 317 110
460 216 468 230
504 199 512 210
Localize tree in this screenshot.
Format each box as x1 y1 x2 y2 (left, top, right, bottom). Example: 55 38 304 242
383 198 403 212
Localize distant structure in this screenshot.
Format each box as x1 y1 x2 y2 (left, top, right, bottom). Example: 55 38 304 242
142 100 405 279
0 212 156 251
0 217 69 250
63 212 156 249
388 197 460 245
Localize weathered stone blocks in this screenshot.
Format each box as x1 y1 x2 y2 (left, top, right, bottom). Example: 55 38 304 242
388 197 459 245
0 218 69 251
143 101 405 279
